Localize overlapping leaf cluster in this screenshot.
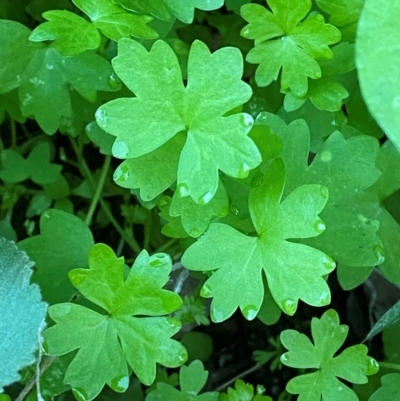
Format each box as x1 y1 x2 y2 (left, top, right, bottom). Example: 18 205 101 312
1 1 400 400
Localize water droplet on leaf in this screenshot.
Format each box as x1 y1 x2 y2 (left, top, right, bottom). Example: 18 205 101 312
69 271 86 286
239 113 254 129
366 357 379 375
150 253 170 267
242 304 258 320
158 196 170 208
322 255 336 271
200 283 212 297
280 353 290 363
318 291 330 306
314 219 326 234
166 317 181 329
281 299 297 315
114 164 129 183
372 244 385 265
320 186 329 198
320 150 332 162
110 376 129 392
211 307 225 322
177 183 189 197
112 141 129 158
229 203 240 216
238 163 251 179
178 349 188 363
108 72 121 90
95 108 108 126
72 388 88 401
189 228 201 237
251 173 264 187
197 191 213 205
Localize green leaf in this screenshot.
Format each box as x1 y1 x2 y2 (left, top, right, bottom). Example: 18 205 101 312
18 209 94 304
169 180 229 237
0 20 120 133
163 0 224 23
146 360 219 401
368 374 400 401
113 0 172 21
241 0 341 96
29 10 100 55
44 244 187 401
316 0 363 27
356 0 400 151
220 379 272 401
284 42 355 113
280 309 379 401
0 142 63 185
158 196 189 239
113 132 185 201
0 20 38 94
70 0 157 43
182 158 333 322
29 10 100 56
85 121 114 156
256 113 383 269
96 39 261 203
0 238 47 391
365 300 400 342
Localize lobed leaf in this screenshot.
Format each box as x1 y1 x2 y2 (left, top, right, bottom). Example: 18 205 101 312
281 309 379 401
96 39 261 203
44 244 187 400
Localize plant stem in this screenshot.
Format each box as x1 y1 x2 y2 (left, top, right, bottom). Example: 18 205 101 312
15 357 56 401
79 151 141 254
379 361 400 371
85 154 111 226
154 238 178 254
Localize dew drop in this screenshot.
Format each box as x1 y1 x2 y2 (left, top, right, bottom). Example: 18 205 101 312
280 352 290 363
314 219 326 234
112 141 129 159
211 307 225 322
46 64 54 70
372 244 385 265
189 228 201 237
320 186 329 198
318 291 330 306
197 191 213 205
114 165 129 183
108 72 121 90
218 205 229 217
150 253 170 267
110 375 129 392
239 113 254 129
95 108 108 127
69 271 86 286
366 357 379 375
177 183 189 197
229 203 240 216
166 317 181 329
242 304 258 320
200 283 212 297
320 151 332 162
281 299 297 315
238 163 251 179
251 173 264 187
178 349 188 363
158 196 170 208
72 388 88 401
322 255 336 271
